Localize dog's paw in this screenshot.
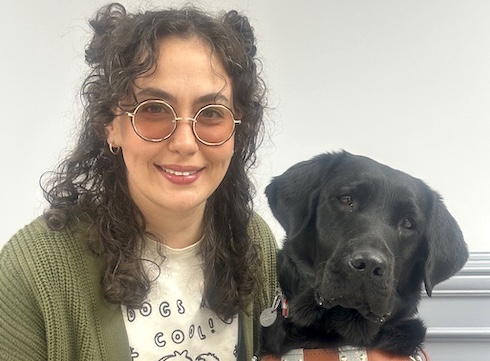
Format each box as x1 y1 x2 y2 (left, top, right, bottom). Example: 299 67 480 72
372 318 427 355
329 308 382 345
287 289 326 327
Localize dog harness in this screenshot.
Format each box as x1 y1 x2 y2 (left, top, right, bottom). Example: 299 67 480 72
259 346 430 361
259 291 430 361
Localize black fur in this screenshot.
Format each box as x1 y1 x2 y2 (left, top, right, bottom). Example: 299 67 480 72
261 151 468 357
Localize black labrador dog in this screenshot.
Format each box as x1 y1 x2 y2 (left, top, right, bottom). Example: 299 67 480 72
261 151 468 357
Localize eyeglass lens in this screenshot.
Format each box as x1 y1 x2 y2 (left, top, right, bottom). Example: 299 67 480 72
132 100 237 145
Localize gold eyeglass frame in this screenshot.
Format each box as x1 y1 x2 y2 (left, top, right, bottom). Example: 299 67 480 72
125 99 241 146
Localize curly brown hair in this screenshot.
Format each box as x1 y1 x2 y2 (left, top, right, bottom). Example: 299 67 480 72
42 2 267 319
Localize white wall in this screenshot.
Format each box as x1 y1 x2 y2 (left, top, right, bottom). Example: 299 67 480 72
1 0 489 252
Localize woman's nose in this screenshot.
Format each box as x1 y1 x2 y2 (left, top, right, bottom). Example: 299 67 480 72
167 119 200 154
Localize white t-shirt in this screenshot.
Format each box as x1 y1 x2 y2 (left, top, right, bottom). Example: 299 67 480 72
122 239 238 361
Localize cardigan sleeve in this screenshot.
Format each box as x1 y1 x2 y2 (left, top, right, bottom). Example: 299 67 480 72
0 229 48 360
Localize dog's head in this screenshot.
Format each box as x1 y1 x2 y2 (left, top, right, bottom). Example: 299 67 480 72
266 151 468 325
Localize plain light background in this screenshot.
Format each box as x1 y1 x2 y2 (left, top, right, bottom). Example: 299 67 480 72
1 0 489 252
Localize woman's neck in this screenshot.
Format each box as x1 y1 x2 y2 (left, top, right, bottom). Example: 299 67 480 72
144 205 205 249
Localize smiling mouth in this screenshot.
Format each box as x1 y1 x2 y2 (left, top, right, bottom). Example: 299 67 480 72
160 166 199 176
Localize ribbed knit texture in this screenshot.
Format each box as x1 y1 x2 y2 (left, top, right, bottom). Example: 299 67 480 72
0 211 277 361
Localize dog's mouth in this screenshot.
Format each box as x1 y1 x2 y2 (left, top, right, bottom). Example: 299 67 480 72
315 289 392 325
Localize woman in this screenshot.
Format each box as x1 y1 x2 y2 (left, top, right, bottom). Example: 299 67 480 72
0 3 277 360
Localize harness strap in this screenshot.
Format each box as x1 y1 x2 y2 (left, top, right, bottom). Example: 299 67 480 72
260 347 430 361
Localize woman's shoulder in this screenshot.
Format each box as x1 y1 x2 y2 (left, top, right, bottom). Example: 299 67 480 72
250 212 279 320
1 211 96 274
249 212 274 237
249 211 278 253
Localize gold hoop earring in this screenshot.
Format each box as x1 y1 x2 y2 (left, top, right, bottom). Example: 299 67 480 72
109 143 120 155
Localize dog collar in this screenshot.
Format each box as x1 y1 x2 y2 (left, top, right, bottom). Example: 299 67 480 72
259 347 429 361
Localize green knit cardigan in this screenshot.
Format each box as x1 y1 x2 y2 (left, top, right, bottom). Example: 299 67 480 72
0 211 278 360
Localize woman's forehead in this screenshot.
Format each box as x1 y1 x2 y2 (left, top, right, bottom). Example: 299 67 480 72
131 35 233 105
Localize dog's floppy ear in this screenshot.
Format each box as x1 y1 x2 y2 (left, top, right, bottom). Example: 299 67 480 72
265 152 343 239
424 192 468 296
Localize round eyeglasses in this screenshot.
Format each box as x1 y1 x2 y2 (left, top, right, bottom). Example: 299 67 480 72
125 99 241 146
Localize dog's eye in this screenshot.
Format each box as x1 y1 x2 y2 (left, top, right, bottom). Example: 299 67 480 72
338 195 353 205
337 194 354 212
400 218 415 230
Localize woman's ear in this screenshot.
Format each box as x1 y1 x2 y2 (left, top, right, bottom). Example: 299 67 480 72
105 121 116 144
105 115 121 146
105 118 123 155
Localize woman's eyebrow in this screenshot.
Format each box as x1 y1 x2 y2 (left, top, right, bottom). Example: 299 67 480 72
135 88 175 101
135 88 230 105
195 93 230 105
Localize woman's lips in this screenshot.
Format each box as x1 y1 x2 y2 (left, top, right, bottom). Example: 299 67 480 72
157 165 203 184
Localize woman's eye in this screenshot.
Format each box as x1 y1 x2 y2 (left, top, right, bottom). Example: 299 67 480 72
200 108 224 119
144 105 166 113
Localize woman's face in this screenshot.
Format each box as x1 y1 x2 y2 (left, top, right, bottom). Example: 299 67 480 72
106 35 235 225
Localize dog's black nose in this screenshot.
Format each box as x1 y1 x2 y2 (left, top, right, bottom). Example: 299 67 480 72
349 252 387 277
